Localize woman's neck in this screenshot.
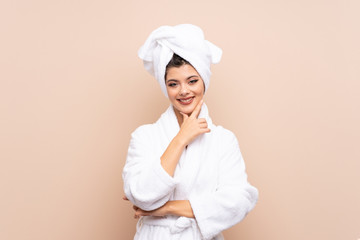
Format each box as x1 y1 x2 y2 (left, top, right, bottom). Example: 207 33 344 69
173 106 190 127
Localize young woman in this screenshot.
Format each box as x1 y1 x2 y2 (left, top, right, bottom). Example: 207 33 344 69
123 24 258 240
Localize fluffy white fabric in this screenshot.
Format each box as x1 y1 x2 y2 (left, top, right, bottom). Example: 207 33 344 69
123 104 258 240
138 24 222 97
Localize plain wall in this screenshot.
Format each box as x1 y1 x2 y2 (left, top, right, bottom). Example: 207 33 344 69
1 0 359 239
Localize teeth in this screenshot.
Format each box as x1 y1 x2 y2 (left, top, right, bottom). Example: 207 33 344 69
179 98 193 103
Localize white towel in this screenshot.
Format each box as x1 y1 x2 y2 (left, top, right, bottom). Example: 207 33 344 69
138 24 222 97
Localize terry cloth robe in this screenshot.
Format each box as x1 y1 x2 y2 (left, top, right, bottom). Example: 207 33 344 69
122 104 258 240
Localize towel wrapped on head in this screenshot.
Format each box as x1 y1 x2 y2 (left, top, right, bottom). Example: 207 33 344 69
138 24 222 97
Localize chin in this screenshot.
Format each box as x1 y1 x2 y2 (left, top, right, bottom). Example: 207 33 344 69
174 103 196 115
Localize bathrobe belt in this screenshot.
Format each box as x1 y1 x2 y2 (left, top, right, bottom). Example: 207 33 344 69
137 216 200 240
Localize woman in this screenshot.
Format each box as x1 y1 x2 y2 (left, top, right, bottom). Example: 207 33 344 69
122 24 258 240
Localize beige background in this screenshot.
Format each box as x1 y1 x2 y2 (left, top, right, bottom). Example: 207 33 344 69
1 0 359 239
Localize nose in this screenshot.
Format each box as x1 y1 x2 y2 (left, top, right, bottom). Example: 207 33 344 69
179 83 189 96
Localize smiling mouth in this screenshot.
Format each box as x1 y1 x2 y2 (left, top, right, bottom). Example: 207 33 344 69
177 96 194 105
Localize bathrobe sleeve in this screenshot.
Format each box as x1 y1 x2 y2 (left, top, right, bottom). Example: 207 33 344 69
189 128 258 240
122 125 177 211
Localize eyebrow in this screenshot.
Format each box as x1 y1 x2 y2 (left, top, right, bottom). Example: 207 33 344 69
166 75 199 83
186 75 199 79
166 79 179 83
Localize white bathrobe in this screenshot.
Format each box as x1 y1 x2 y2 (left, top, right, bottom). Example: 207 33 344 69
123 104 258 240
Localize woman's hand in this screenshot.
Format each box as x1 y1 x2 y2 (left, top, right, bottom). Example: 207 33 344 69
176 99 210 146
132 204 169 219
123 197 195 219
123 196 169 219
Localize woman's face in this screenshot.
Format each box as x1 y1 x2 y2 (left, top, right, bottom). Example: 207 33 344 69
165 64 204 116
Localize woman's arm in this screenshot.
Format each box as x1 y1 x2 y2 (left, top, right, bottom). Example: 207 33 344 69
123 100 209 211
123 126 178 211
132 200 195 219
161 99 210 176
160 137 186 177
188 129 258 240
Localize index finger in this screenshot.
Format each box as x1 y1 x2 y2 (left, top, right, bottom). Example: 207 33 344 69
190 99 203 119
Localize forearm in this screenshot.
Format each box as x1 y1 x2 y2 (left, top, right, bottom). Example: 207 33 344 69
167 200 195 218
160 136 186 176
161 100 209 177
131 200 195 219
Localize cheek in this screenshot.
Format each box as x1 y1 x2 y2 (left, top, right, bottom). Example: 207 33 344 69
166 88 178 100
195 85 204 96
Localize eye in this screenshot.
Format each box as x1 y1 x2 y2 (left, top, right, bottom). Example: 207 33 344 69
168 82 178 87
189 79 198 84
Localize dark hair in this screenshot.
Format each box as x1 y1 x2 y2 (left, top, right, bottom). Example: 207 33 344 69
165 54 192 80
